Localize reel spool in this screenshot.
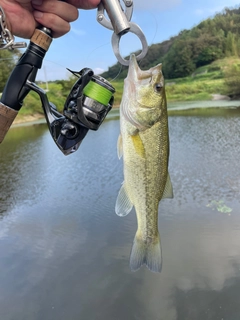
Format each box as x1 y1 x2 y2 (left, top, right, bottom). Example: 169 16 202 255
64 68 115 131
82 75 115 128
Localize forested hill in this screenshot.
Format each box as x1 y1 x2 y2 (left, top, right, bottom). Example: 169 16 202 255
101 6 240 80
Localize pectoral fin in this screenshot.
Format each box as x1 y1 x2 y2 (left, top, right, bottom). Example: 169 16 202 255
117 134 123 159
162 173 174 199
115 183 133 217
131 133 145 158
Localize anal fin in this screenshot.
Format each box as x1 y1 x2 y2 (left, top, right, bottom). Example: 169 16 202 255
162 173 174 199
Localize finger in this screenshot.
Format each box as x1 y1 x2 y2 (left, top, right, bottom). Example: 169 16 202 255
12 20 37 38
66 0 100 9
33 11 72 37
1 2 37 38
32 0 79 22
10 16 37 38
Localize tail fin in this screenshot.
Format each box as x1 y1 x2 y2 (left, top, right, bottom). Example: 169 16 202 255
130 232 162 273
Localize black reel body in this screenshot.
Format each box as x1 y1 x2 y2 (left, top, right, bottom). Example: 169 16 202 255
28 68 115 155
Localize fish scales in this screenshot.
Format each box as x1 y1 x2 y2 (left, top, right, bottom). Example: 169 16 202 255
115 54 173 273
123 121 168 237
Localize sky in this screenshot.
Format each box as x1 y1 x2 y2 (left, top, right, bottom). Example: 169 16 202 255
20 0 240 81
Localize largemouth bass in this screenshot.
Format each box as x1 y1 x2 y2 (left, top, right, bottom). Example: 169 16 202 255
115 54 173 273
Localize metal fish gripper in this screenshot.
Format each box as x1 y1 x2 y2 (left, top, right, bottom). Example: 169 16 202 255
97 0 148 66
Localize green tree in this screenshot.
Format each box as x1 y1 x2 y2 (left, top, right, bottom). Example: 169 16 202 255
224 63 240 97
196 46 223 67
225 31 238 56
163 40 195 78
0 50 19 92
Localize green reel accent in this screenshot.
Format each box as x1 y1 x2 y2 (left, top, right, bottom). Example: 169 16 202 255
83 80 113 106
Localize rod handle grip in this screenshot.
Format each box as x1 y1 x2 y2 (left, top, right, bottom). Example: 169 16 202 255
0 103 18 143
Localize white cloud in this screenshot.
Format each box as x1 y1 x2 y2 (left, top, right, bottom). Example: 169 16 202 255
194 9 205 16
93 67 105 75
71 27 86 37
134 0 181 11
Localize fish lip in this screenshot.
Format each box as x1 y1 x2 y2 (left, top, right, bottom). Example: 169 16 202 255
127 54 140 80
129 54 138 67
127 54 153 80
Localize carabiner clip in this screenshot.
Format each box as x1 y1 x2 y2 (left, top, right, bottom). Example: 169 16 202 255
97 0 148 66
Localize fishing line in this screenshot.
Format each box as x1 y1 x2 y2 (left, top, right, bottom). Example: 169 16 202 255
80 41 111 67
148 12 159 47
83 41 123 81
138 11 159 69
110 63 123 81
36 59 69 80
37 41 111 78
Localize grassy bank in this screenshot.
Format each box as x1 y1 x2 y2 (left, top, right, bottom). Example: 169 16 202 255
165 57 239 102
15 57 239 124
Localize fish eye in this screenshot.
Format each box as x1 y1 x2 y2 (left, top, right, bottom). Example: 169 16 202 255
155 83 163 93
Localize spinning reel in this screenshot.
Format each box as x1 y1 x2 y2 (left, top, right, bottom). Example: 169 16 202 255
0 27 115 155
27 66 115 155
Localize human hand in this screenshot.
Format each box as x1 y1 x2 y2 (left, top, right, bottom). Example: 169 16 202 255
0 0 100 39
67 0 100 9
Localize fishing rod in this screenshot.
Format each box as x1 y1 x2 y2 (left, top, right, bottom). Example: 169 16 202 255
0 0 148 155
0 25 115 155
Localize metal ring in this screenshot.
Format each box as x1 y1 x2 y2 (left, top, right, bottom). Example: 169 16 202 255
111 22 148 66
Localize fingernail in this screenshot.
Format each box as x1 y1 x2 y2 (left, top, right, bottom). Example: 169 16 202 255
32 0 43 6
33 11 43 18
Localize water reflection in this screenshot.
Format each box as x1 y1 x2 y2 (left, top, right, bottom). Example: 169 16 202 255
0 113 240 319
0 124 48 215
168 116 240 206
174 275 240 320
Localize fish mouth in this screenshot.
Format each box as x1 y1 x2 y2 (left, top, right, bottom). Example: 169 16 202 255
127 54 150 81
128 54 139 73
127 54 161 81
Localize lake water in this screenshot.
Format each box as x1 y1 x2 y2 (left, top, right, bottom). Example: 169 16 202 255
1 107 240 320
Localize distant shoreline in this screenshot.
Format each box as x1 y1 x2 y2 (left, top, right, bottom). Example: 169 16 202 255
12 104 121 127
12 96 240 126
12 114 46 127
